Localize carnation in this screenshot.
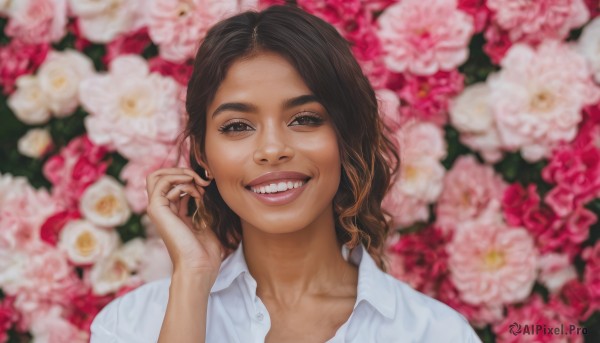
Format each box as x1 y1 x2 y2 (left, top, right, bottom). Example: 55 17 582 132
487 0 589 44
487 40 600 162
58 219 120 266
79 176 131 228
447 218 538 306
377 0 474 75
79 55 183 160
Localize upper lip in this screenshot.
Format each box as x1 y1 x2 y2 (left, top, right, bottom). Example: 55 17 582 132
246 171 310 188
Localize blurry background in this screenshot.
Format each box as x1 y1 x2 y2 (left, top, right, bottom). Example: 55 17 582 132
1 0 600 342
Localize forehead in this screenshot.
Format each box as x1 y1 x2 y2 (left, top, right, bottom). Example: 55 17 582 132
208 52 312 113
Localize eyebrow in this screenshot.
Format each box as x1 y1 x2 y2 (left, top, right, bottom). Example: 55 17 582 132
211 94 319 119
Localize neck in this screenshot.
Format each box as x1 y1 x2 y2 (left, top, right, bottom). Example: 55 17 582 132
241 207 357 307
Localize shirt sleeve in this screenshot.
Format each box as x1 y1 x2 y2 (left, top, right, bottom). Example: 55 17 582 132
90 297 121 343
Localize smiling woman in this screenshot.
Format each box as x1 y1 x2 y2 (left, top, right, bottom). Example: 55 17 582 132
90 4 482 343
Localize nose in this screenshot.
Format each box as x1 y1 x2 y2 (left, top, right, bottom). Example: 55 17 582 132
253 122 295 165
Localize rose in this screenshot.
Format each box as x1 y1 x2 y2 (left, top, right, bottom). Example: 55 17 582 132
57 219 120 266
79 176 132 227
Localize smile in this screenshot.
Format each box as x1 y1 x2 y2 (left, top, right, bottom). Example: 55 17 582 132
245 178 310 206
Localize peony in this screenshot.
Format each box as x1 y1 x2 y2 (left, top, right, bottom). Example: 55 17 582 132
43 135 109 210
578 17 600 83
7 75 50 125
449 82 494 134
382 120 447 227
377 0 474 75
79 176 131 227
58 219 120 266
487 0 589 44
17 128 53 158
79 55 183 160
488 40 600 162
148 0 258 62
87 239 146 295
3 0 68 44
0 40 49 95
436 155 507 233
29 308 89 343
36 50 95 117
68 0 147 44
447 218 538 306
398 70 464 126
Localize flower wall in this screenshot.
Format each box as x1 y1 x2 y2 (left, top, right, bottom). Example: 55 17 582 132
1 0 600 342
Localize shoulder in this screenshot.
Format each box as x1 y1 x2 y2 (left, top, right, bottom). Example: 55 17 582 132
379 273 481 342
90 278 171 343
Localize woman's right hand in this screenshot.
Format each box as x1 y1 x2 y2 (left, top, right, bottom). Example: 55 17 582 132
146 167 223 286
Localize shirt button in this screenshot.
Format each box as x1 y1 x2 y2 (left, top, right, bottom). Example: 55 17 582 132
256 312 264 321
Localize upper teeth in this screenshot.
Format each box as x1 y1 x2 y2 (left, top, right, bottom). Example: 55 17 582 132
251 180 305 194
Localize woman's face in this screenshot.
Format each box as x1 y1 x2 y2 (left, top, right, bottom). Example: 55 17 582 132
203 51 341 235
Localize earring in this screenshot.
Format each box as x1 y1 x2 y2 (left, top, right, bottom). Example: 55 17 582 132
204 169 211 180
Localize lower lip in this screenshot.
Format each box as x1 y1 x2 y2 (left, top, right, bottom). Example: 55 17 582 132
246 180 309 206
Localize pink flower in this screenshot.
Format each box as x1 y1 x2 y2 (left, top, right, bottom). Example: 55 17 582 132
487 0 589 44
482 23 513 64
43 135 109 210
582 241 600 311
447 218 538 306
377 0 474 75
148 57 194 86
40 210 81 247
559 279 596 322
537 253 577 294
0 40 49 95
493 295 583 343
30 309 89 343
436 278 504 328
502 183 540 227
398 70 465 126
436 155 507 233
0 296 20 343
103 27 152 66
386 226 450 296
4 0 68 44
80 55 183 160
65 286 113 331
487 40 600 162
457 0 491 33
148 0 258 62
543 144 600 206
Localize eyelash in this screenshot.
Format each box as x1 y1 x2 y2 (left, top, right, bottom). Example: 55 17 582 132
217 112 324 134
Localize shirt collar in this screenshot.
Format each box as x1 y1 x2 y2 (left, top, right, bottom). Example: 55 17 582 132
210 241 396 319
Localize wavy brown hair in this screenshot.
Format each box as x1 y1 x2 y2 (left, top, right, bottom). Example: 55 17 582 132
182 5 400 271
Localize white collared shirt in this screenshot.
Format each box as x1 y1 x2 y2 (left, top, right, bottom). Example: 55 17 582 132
90 242 482 343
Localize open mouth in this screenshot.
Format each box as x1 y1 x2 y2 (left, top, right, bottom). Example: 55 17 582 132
245 177 311 194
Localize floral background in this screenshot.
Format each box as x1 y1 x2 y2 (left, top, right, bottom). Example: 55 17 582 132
1 0 600 342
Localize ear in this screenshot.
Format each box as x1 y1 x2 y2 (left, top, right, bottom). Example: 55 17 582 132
190 135 210 171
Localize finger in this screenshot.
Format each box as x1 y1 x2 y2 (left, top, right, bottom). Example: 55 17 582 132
164 183 202 203
149 175 196 206
147 168 210 194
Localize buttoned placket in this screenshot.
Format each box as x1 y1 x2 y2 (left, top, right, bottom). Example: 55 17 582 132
243 272 271 342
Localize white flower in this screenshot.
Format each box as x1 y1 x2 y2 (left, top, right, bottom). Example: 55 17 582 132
7 75 51 125
36 50 94 116
69 0 146 43
88 238 144 295
537 253 577 294
80 176 131 227
58 219 120 265
578 17 600 84
17 128 52 158
450 83 493 133
0 248 27 289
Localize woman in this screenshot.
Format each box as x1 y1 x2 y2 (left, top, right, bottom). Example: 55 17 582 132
91 5 481 343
